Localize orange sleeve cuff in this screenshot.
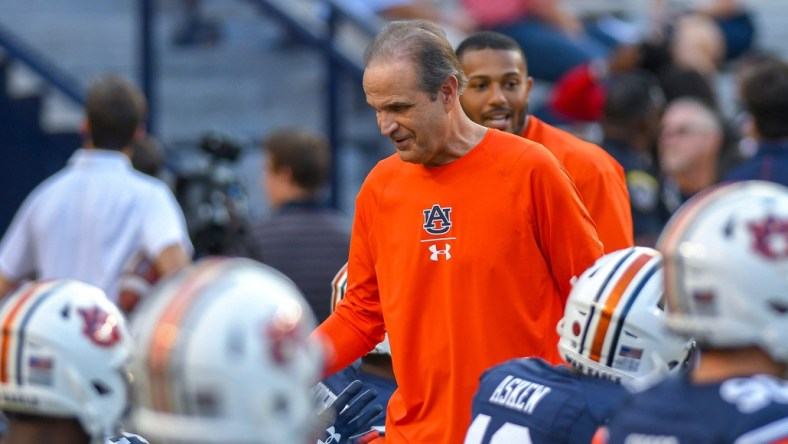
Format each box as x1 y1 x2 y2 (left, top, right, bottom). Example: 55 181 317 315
311 313 375 377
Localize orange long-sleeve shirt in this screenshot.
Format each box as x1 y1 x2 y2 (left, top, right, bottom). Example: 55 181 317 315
314 129 603 443
523 116 634 252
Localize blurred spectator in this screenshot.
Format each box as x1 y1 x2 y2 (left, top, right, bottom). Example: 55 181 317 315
371 0 476 46
461 0 617 81
550 46 720 123
0 74 192 307
657 97 740 214
548 0 755 124
651 0 756 74
600 70 667 246
657 64 719 109
171 0 222 47
723 58 788 187
130 134 165 177
248 128 351 323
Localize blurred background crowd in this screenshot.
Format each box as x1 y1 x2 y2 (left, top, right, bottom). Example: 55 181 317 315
0 0 787 320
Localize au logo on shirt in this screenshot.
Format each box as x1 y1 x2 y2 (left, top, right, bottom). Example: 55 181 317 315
423 204 452 235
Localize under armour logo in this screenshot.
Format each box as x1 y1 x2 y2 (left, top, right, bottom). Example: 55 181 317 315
318 426 341 444
429 244 451 261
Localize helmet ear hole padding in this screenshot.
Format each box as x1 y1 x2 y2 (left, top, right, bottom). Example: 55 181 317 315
557 247 693 385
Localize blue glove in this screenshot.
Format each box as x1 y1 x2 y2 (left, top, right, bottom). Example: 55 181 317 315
318 380 384 444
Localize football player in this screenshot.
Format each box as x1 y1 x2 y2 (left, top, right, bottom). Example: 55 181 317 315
464 246 694 444
127 257 380 444
596 180 788 443
0 279 146 444
314 263 396 438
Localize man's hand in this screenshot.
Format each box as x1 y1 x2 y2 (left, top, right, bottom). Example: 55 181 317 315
317 380 384 444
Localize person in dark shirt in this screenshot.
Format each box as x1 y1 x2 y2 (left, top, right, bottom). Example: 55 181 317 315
599 70 666 246
248 128 351 322
724 58 788 187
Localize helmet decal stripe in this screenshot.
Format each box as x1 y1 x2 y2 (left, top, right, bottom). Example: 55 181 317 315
589 250 658 362
578 248 636 356
13 281 67 385
147 258 228 413
0 282 52 384
604 261 660 367
658 182 740 314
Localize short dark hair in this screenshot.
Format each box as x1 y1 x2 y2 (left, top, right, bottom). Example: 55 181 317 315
364 20 466 98
741 58 788 139
264 128 330 193
604 70 664 126
455 31 528 73
85 75 146 150
658 66 718 110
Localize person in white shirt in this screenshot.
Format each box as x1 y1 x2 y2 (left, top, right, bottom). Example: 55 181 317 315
0 74 192 311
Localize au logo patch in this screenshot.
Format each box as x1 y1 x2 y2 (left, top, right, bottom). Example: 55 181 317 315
423 204 452 235
78 306 121 347
748 215 788 260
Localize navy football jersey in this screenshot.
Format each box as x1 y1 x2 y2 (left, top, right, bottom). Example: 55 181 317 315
599 373 788 443
313 360 397 430
464 357 629 444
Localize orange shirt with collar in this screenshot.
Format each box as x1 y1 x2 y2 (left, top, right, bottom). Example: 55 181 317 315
522 116 633 252
313 129 603 444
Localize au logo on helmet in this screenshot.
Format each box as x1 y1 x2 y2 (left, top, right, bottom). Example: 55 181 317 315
423 204 452 235
748 215 788 260
78 306 122 347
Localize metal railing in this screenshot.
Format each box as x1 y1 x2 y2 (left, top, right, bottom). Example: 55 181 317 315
242 0 383 208
0 0 381 209
0 21 85 105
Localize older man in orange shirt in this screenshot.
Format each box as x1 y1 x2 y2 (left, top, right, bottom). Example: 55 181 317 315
457 31 634 252
314 20 603 444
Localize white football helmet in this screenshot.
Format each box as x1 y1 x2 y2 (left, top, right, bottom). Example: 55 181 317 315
331 263 390 356
0 279 132 443
128 257 324 444
657 180 788 362
557 247 692 385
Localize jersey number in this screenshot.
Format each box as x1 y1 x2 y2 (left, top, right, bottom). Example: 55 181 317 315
464 414 533 444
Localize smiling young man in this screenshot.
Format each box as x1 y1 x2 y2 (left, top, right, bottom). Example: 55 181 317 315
456 31 634 252
312 19 603 444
